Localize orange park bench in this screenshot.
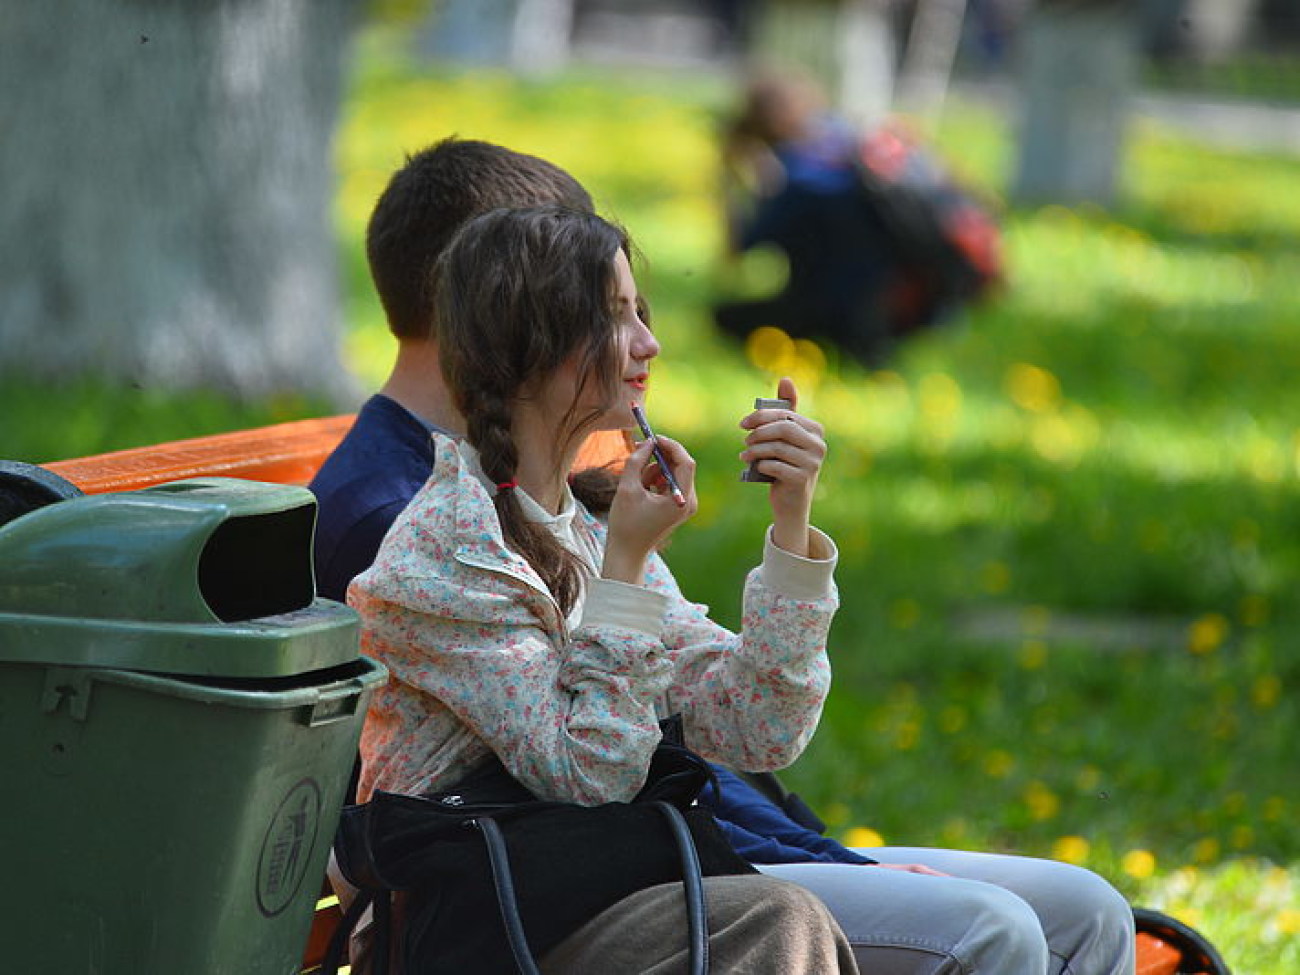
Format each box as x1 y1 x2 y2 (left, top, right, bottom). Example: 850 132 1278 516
6 418 1227 975
4 416 628 974
42 415 631 496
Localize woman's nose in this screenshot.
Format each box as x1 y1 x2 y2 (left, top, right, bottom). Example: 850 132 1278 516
631 321 660 361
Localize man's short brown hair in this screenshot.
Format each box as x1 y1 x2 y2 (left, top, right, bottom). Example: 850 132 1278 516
366 137 594 340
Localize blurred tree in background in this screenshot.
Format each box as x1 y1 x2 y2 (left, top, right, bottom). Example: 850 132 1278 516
1012 1 1139 207
0 0 360 403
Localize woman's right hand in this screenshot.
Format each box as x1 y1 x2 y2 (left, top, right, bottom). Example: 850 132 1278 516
601 436 697 585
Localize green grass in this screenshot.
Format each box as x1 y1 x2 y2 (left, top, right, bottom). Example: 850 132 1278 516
1143 52 1300 107
5 30 1299 971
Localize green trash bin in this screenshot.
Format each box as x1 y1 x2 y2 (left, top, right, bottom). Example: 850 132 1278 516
0 477 387 974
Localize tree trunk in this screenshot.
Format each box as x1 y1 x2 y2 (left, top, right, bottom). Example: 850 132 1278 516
750 0 844 105
751 0 898 126
1181 0 1262 62
510 0 574 75
1011 1 1139 208
839 0 897 127
0 0 359 402
416 0 518 65
893 0 967 121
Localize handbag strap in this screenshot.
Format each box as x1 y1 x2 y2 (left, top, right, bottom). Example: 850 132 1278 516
476 803 710 975
477 815 543 975
651 801 709 975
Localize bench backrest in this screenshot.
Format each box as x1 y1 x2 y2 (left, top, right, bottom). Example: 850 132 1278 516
45 415 631 495
44 415 358 493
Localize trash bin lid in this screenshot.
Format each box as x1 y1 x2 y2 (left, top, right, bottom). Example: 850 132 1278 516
0 478 361 678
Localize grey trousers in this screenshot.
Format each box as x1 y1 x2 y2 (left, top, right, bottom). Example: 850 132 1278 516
540 874 861 974
760 847 1136 975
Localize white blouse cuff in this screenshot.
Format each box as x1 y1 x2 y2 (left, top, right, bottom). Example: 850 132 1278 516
580 577 668 637
760 525 838 600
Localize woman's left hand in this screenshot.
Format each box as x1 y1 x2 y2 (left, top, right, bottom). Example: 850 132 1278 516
739 376 826 558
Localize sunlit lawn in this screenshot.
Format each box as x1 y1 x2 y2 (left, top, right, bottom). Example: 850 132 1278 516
5 28 1299 972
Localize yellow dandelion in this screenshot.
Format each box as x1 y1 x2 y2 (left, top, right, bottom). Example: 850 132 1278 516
1074 766 1101 792
919 372 962 420
1005 362 1062 413
1121 849 1157 879
1239 593 1269 627
1187 613 1230 655
1277 908 1300 936
1252 674 1281 709
792 338 828 385
895 720 921 751
1263 797 1287 822
984 749 1016 779
938 705 967 734
1052 835 1090 865
981 561 1011 594
1029 413 1080 465
889 598 922 630
1248 439 1283 484
730 245 789 297
1019 639 1048 670
940 817 970 845
1192 837 1220 864
842 826 885 849
1027 404 1098 467
1025 781 1060 821
1230 825 1254 849
745 326 796 373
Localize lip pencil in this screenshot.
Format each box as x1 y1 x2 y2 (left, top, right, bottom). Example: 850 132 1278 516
630 403 687 507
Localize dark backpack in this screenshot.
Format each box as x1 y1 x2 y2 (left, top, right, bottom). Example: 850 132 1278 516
853 122 1003 337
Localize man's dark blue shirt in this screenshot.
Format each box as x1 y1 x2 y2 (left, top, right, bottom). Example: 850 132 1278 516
309 394 446 603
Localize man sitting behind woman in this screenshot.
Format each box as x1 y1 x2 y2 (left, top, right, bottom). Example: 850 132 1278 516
348 198 1133 974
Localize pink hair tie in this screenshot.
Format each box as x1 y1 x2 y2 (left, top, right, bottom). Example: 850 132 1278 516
496 480 518 492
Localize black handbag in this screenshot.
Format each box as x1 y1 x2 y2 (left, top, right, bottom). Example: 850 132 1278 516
324 732 755 975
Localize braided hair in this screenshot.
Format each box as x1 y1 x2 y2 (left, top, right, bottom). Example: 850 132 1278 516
433 205 628 614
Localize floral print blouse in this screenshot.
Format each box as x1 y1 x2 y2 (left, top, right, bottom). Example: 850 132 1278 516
349 433 840 805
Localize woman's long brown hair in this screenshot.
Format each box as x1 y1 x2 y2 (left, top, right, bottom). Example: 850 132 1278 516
432 205 627 615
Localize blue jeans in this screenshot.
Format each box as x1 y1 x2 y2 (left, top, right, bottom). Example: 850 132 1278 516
759 847 1135 974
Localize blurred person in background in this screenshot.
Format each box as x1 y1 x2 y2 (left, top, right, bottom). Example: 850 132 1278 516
715 68 1000 368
